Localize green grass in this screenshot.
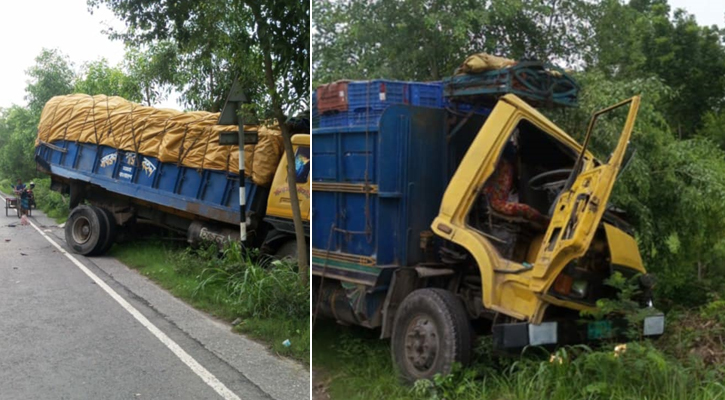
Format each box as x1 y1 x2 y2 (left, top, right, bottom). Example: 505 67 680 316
312 319 725 400
111 240 310 363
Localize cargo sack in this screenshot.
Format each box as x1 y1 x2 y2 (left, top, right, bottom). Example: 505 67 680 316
37 94 271 176
316 81 349 113
456 53 517 75
249 125 284 187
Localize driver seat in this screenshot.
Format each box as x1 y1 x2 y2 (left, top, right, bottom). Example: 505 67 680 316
480 196 546 261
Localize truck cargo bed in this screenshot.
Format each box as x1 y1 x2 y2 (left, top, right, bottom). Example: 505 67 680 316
36 140 267 226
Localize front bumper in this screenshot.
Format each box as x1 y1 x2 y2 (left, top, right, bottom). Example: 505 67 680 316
492 312 665 350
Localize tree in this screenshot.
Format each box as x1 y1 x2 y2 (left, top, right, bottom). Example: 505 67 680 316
244 0 310 280
90 0 310 278
312 0 593 84
590 1 725 135
75 58 143 101
0 106 38 180
124 43 178 106
87 0 267 112
25 49 75 115
313 0 486 83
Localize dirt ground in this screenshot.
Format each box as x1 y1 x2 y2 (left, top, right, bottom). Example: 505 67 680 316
312 368 331 400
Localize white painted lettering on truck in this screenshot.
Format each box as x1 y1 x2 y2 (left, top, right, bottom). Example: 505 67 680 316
100 153 117 168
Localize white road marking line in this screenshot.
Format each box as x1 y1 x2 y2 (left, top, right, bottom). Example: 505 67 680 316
2 198 241 400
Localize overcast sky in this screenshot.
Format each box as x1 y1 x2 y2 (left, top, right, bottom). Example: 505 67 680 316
669 0 724 27
0 0 179 110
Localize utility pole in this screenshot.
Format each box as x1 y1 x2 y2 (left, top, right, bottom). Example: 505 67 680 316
218 78 256 243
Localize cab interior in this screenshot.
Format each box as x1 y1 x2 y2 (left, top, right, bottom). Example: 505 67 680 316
467 119 578 262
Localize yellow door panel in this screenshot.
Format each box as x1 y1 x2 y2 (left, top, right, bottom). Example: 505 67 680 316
533 96 640 280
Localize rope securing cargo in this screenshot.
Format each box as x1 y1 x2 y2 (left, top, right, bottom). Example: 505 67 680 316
36 94 284 187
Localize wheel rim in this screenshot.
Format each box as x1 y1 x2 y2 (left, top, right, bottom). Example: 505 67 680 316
71 216 92 244
404 315 440 374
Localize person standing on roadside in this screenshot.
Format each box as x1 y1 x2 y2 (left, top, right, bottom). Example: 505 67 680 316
13 178 26 192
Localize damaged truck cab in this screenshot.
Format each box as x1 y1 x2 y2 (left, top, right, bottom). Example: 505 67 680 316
434 95 645 321
431 94 662 350
312 82 663 382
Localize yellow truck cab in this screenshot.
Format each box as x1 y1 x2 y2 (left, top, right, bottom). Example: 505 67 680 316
264 134 310 256
432 95 650 323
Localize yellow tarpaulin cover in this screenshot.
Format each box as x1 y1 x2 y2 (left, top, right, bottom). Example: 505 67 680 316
456 53 517 75
36 94 285 187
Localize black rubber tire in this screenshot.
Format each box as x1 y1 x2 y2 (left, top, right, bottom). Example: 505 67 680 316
391 288 472 383
95 207 117 255
65 205 107 256
274 240 298 260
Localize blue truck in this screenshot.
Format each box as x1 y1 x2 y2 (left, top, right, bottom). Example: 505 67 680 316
312 65 663 382
34 95 310 257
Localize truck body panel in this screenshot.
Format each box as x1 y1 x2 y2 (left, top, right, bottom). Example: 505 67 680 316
36 140 266 227
311 105 489 288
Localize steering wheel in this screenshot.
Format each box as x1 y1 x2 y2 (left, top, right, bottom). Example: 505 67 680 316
528 169 573 191
528 169 573 216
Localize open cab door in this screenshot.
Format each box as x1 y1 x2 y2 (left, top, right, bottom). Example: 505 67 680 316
532 96 641 280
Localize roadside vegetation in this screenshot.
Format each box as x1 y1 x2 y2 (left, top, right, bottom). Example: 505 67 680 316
313 0 725 398
314 316 725 400
111 240 310 363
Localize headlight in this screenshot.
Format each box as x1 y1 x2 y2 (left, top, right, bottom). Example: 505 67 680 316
570 280 588 299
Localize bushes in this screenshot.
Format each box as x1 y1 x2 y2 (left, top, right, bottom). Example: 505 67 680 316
31 178 69 222
314 317 725 400
177 242 309 321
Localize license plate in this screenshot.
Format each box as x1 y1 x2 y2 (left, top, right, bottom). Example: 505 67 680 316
643 314 665 336
587 320 614 340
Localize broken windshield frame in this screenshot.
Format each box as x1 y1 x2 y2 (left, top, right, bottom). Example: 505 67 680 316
562 98 638 192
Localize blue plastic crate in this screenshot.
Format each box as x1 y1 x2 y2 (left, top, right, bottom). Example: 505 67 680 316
319 112 350 128
410 82 443 107
348 80 408 111
351 109 384 127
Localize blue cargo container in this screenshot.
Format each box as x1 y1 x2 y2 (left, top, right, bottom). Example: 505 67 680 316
311 105 489 287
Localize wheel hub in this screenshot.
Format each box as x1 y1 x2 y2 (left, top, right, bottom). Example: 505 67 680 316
72 216 92 244
404 316 438 371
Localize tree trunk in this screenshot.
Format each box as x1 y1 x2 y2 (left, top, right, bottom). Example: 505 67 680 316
249 3 309 283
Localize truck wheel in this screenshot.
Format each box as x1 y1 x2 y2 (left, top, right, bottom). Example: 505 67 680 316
65 205 107 256
95 207 117 255
274 240 298 260
391 288 472 383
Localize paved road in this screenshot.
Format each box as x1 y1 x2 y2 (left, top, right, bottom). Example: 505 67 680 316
0 203 309 400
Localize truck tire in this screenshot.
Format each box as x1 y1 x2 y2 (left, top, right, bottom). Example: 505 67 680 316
391 288 472 383
65 205 107 256
274 240 298 260
95 207 117 255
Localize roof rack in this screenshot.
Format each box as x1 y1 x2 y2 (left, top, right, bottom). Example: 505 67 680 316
443 61 579 108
